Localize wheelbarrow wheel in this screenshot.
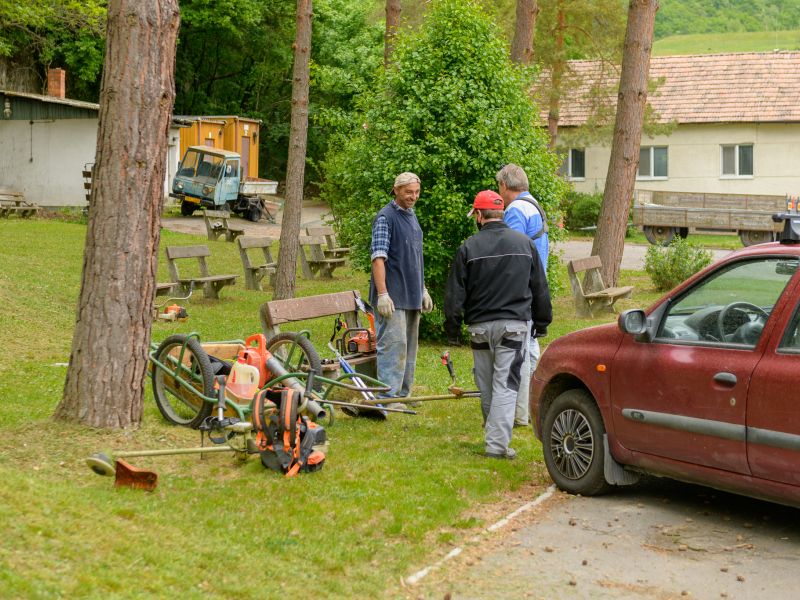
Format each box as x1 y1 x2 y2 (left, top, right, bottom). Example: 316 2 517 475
266 332 323 390
151 334 214 428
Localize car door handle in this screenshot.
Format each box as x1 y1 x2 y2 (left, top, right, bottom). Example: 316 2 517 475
713 372 737 386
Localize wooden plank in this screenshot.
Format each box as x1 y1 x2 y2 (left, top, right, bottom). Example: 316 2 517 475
166 245 211 259
569 256 601 273
263 291 359 325
238 235 277 250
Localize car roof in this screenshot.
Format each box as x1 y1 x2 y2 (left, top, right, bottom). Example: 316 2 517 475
722 242 800 261
186 146 240 159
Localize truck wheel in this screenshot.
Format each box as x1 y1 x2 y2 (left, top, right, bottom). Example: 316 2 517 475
180 201 196 217
739 230 774 247
542 389 611 496
643 225 676 246
247 204 262 222
678 227 689 239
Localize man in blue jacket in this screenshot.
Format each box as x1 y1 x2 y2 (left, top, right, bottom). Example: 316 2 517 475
497 164 549 428
444 190 552 459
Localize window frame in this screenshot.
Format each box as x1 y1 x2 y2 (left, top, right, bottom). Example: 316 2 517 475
558 148 586 181
636 145 668 180
720 143 754 179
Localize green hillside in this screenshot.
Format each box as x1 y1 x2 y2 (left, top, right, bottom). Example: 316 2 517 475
654 28 800 55
655 0 800 39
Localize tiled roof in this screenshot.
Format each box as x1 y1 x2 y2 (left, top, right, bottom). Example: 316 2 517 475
552 52 800 126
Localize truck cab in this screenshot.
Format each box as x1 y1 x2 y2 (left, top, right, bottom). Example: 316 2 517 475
172 146 242 216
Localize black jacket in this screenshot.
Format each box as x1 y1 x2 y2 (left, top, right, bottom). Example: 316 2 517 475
444 220 552 339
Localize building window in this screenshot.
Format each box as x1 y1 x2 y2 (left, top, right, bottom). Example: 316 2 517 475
721 144 753 177
638 146 668 179
558 148 585 180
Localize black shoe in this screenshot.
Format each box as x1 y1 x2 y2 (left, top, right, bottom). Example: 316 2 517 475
484 448 517 460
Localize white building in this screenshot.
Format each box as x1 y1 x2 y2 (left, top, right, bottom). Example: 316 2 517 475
555 52 800 198
0 73 187 208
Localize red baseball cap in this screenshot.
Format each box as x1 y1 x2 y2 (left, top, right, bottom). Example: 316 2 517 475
467 190 504 217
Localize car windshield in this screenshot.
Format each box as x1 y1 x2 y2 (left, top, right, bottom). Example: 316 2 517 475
178 150 224 181
657 257 798 346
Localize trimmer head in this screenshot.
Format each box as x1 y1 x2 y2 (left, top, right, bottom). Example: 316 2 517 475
86 452 115 476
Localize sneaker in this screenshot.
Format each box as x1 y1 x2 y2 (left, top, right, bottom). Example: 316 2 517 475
513 420 530 428
385 402 408 411
484 447 517 460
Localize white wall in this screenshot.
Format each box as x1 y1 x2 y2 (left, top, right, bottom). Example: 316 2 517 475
0 118 184 207
566 122 800 198
0 118 97 207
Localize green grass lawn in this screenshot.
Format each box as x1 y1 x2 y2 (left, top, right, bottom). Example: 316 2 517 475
654 28 800 55
0 218 659 599
568 230 742 250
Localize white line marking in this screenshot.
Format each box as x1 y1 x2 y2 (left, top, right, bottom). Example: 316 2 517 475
405 484 556 585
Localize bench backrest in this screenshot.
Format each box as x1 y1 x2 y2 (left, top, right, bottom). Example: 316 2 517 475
299 235 329 261
204 209 231 220
166 245 212 280
237 235 277 268
567 255 607 296
260 290 364 338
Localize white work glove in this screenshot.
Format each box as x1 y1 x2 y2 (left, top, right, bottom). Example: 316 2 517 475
421 288 434 314
377 293 395 318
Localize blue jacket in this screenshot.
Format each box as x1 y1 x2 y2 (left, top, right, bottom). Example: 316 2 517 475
504 192 549 272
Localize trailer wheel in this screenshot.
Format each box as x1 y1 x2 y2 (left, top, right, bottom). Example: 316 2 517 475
151 335 214 428
739 230 775 247
678 227 689 239
180 201 196 217
643 225 676 246
266 333 323 390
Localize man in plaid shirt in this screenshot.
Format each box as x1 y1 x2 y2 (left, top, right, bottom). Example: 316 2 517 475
369 172 434 410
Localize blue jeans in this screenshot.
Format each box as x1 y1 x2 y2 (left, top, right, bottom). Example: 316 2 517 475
375 309 420 399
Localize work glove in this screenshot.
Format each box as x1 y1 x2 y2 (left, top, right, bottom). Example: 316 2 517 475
377 293 395 318
533 326 548 338
421 288 434 314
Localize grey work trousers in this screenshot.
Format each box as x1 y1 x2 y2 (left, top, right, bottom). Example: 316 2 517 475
515 333 540 425
375 308 420 398
467 319 529 455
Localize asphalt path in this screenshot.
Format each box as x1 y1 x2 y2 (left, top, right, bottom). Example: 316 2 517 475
555 240 733 271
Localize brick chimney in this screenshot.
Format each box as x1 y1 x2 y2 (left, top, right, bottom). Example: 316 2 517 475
47 68 66 99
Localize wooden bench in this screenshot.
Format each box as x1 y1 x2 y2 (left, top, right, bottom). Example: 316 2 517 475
165 245 238 300
305 226 350 259
0 190 40 218
567 256 633 318
237 235 278 291
259 290 375 378
203 210 244 242
155 282 179 297
298 235 346 279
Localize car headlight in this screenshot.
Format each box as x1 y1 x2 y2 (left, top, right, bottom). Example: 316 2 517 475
202 185 215 195
175 181 183 190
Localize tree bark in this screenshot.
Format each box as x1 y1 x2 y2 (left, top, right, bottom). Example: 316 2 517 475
591 0 658 287
274 0 313 301
510 0 539 65
54 0 179 428
384 0 401 67
546 4 565 149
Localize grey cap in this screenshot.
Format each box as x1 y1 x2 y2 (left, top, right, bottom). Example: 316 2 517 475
393 172 421 189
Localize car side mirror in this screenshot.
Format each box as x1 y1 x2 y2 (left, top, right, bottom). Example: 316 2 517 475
618 309 647 335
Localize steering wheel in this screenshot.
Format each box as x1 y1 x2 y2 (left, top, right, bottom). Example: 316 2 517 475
717 302 769 341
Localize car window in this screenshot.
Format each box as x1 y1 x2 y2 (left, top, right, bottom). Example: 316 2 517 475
656 257 798 347
779 301 800 352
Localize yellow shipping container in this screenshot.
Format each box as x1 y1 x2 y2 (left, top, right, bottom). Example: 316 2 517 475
178 116 262 180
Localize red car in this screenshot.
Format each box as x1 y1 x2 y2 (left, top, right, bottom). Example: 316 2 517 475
530 215 800 507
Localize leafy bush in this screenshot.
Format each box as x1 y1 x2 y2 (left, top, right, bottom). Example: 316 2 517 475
321 0 567 336
563 191 602 233
644 237 713 291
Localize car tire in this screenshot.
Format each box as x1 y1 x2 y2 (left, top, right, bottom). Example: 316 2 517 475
542 389 611 496
180 201 196 217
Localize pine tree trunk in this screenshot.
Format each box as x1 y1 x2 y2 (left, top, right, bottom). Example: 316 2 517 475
54 0 179 428
274 0 313 301
546 5 565 149
591 0 658 287
510 0 539 65
384 0 401 67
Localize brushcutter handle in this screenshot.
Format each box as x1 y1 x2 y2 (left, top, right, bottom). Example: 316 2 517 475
215 375 227 419
441 351 455 380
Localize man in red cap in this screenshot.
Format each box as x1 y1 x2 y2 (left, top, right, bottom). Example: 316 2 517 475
444 190 552 459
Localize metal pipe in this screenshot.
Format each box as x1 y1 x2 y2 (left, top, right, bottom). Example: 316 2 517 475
358 392 481 405
114 446 235 459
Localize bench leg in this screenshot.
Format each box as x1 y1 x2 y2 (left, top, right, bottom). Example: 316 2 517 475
203 281 220 300
299 254 315 280
244 269 260 291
